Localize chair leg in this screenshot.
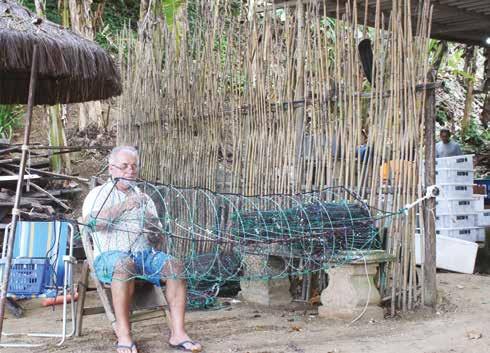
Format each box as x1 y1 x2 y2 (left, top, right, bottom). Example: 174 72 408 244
75 260 90 337
66 261 77 338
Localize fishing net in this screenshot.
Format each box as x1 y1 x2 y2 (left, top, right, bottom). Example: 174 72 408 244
83 179 395 307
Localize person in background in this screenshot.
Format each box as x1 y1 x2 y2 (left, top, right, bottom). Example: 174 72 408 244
356 129 369 162
436 128 462 158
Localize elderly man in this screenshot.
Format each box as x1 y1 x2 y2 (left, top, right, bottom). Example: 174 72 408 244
436 128 462 158
83 146 201 353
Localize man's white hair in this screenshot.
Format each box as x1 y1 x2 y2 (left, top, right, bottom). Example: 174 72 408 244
108 146 139 165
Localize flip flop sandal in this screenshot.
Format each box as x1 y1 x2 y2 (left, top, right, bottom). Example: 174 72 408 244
169 340 202 352
115 342 137 353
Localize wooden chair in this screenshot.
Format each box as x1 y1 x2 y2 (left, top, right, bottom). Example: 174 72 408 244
75 223 168 337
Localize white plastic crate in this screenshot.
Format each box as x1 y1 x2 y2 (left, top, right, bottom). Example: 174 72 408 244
435 169 473 184
415 233 477 274
478 211 490 227
436 184 473 199
435 198 480 214
435 213 478 228
473 195 485 212
435 227 485 242
435 154 473 170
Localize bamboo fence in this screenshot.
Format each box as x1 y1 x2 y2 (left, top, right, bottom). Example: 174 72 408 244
118 0 433 313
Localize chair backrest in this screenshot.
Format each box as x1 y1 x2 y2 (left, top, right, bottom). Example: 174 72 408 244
3 221 73 287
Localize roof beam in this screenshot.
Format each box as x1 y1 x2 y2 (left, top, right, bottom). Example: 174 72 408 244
439 0 487 5
431 1 490 24
431 20 490 35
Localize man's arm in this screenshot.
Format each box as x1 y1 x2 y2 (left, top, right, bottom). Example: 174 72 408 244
435 141 441 158
83 188 142 231
85 198 137 231
454 142 463 156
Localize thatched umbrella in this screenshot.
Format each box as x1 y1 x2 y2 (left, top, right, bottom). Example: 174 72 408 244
0 0 121 104
0 0 122 341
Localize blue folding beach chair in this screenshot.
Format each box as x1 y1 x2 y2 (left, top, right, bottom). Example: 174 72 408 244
0 220 76 347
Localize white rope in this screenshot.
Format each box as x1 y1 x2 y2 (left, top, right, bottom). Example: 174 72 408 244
403 185 439 214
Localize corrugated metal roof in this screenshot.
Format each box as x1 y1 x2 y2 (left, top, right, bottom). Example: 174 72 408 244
272 0 490 46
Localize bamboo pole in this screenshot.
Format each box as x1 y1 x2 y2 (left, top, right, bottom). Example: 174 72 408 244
0 46 38 339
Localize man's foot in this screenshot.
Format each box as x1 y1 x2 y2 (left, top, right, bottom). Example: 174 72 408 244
169 338 202 352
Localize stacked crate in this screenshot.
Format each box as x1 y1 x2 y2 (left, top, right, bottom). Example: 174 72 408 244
435 154 487 242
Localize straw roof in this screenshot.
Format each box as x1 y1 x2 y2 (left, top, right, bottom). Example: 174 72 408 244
0 0 122 105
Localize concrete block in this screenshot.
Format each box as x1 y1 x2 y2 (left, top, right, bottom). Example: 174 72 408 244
240 254 292 306
318 251 386 321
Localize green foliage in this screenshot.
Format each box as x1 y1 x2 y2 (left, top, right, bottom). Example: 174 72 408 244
20 0 140 52
20 0 61 23
95 1 139 52
446 47 464 70
161 0 185 31
458 117 490 153
436 109 448 126
452 69 476 83
101 0 140 34
0 105 23 140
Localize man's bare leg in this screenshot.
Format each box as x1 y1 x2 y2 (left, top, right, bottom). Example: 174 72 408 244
163 260 202 351
112 262 137 353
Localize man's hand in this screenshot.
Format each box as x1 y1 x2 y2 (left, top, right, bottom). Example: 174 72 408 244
123 194 149 212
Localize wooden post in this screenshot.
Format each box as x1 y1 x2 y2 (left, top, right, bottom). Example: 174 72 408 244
293 0 305 192
423 74 437 307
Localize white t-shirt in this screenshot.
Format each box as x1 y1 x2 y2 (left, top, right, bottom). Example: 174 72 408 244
436 140 462 158
82 181 160 258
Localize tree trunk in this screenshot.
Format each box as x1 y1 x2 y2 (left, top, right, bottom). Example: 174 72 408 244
34 0 45 18
35 0 71 174
48 105 71 173
92 0 106 33
140 0 150 21
480 48 490 129
68 0 103 131
138 0 151 39
461 45 477 135
431 40 448 74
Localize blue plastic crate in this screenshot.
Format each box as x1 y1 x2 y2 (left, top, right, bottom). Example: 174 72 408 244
0 258 51 296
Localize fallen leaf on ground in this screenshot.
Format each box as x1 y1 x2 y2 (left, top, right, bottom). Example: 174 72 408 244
466 330 482 340
290 325 302 332
309 294 321 305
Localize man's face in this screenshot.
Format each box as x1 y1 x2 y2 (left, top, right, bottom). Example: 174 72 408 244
440 131 450 144
108 151 139 190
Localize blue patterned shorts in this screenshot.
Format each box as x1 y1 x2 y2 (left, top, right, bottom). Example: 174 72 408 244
94 250 172 286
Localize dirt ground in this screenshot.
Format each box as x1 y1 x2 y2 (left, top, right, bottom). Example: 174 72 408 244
0 272 488 353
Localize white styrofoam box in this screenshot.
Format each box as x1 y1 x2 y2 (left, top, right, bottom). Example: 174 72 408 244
435 169 473 184
435 213 478 228
478 211 490 227
436 184 473 199
435 154 473 170
435 227 485 242
435 198 481 214
415 232 477 274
